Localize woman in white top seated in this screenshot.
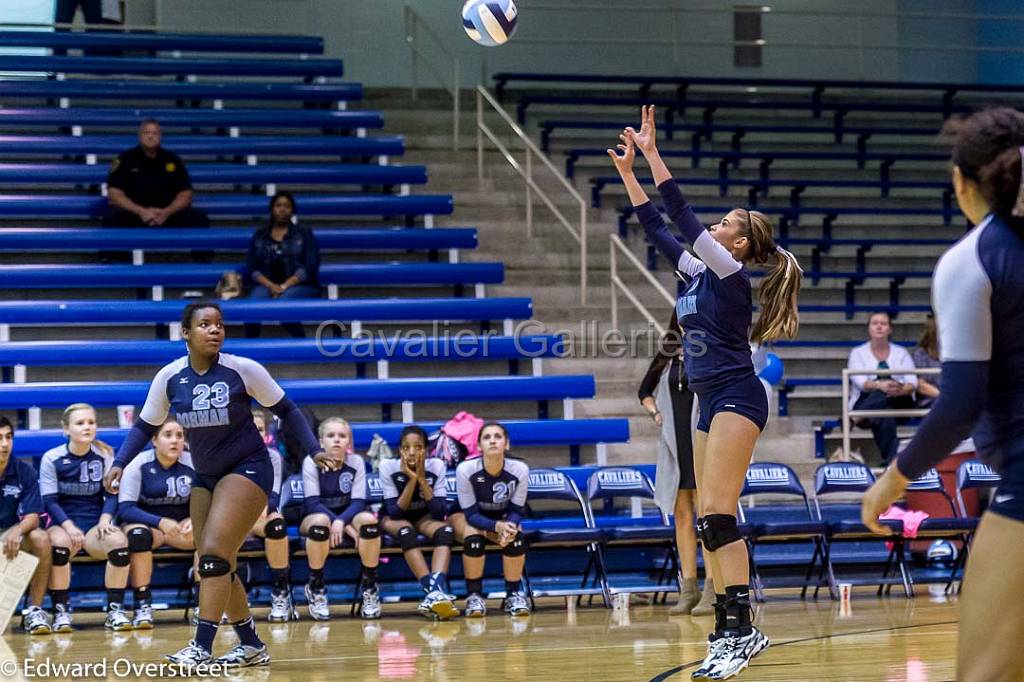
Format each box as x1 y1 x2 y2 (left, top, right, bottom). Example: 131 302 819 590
846 311 918 464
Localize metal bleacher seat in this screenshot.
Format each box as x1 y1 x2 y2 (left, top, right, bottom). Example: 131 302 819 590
0 54 345 79
0 107 381 132
0 80 361 105
0 29 324 54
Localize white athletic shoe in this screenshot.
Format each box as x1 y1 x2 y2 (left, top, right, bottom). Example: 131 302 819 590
705 627 770 680
417 590 458 621
131 604 154 630
104 603 133 632
691 635 730 680
360 585 382 620
51 604 73 633
268 590 297 623
164 640 213 666
214 643 271 668
503 591 531 617
464 593 487 618
22 606 51 635
304 583 330 621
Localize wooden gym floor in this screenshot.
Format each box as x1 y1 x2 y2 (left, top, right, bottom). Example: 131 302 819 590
0 589 959 681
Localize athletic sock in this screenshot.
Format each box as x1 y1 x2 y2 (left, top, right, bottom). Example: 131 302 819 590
308 568 325 591
361 565 378 588
505 579 521 595
106 588 126 608
723 585 753 637
713 593 727 637
271 568 290 594
50 589 69 610
134 586 152 608
231 616 264 649
466 578 483 596
195 618 219 654
432 572 450 594
418 574 433 593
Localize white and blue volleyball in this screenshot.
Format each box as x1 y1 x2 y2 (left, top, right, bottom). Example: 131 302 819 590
462 0 518 47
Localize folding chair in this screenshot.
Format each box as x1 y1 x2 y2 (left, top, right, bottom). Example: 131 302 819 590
522 468 610 607
947 459 1002 593
738 462 832 601
905 467 978 593
812 462 910 597
586 466 678 599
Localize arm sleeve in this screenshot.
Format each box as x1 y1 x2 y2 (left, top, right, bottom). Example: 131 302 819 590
117 501 164 527
102 491 119 518
847 347 868 391
300 457 336 522
658 180 742 279
465 505 497 533
38 456 69 525
337 498 365 525
505 465 529 524
17 464 43 516
268 452 283 513
338 460 367 524
116 463 161 526
638 354 668 402
117 364 175 468
895 235 993 480
636 201 683 268
267 397 321 459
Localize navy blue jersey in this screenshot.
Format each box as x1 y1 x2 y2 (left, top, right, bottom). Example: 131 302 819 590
301 453 367 524
130 353 284 478
0 457 43 530
898 215 1024 478
379 457 448 520
117 449 196 526
455 457 529 532
39 443 116 528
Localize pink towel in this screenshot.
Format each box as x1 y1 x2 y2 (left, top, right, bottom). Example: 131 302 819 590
442 411 485 458
879 505 930 538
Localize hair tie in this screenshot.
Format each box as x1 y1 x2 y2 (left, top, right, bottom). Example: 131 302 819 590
775 244 805 275
1012 146 1024 217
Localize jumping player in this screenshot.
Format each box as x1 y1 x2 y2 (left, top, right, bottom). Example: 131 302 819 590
379 426 458 620
449 422 531 618
249 410 293 623
103 302 328 669
41 403 131 632
0 416 54 635
117 417 195 630
611 106 802 679
862 107 1024 682
299 417 382 621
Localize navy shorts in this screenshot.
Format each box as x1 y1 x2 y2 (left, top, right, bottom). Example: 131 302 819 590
695 374 769 433
990 457 1024 524
194 454 275 500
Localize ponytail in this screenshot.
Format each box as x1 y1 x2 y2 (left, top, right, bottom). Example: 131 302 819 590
740 210 803 343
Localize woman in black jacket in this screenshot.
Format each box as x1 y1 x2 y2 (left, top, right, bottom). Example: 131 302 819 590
244 191 321 338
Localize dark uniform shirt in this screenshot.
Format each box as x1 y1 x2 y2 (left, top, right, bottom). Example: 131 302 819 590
0 457 43 530
107 145 191 208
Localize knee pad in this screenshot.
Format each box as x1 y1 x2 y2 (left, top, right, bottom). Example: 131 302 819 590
502 532 527 557
107 547 130 567
700 514 741 552
197 554 231 578
51 546 71 566
432 525 454 547
396 525 418 552
307 525 329 542
264 517 288 540
463 534 486 558
359 523 380 540
126 526 153 553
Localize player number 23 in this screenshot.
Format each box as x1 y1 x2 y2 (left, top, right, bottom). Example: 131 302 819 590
192 381 230 410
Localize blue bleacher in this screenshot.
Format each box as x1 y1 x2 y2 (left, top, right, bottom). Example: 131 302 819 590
0 107 382 131
0 80 360 104
0 134 404 158
0 30 324 54
0 193 452 219
0 55 345 78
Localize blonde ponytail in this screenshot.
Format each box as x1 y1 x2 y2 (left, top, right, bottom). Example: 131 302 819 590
751 246 802 343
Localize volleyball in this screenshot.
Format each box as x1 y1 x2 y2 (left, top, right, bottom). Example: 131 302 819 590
462 0 518 47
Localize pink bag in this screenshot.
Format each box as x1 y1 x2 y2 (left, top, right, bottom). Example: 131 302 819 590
442 411 485 459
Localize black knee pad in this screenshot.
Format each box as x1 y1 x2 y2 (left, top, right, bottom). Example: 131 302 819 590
107 547 130 567
700 514 742 551
127 526 153 552
432 525 454 547
359 523 380 540
51 546 70 566
307 525 329 542
197 554 231 578
264 517 288 540
463 534 486 558
502 532 527 557
396 525 418 551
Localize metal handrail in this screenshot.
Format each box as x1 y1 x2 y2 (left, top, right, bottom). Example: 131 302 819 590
476 84 588 304
841 367 941 458
609 234 673 336
402 5 460 151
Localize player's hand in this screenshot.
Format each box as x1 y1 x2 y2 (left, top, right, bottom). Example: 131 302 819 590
861 466 909 535
629 104 658 156
401 458 415 478
415 456 427 482
179 518 193 535
330 520 346 548
96 519 118 539
314 451 340 472
103 466 123 495
158 518 181 536
494 521 516 547
3 529 22 560
606 132 636 176
63 522 85 554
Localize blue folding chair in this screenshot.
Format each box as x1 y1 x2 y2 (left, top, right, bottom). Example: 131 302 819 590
955 458 1001 518
812 462 911 597
738 462 832 601
522 468 609 606
586 467 678 599
906 467 978 593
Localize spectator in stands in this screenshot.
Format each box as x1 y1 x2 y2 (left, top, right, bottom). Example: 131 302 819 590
847 312 918 464
299 417 381 621
105 119 207 230
0 416 54 635
41 403 131 632
379 425 458 621
248 410 293 623
244 191 321 339
638 309 705 615
912 313 941 409
450 422 531 618
118 418 195 630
